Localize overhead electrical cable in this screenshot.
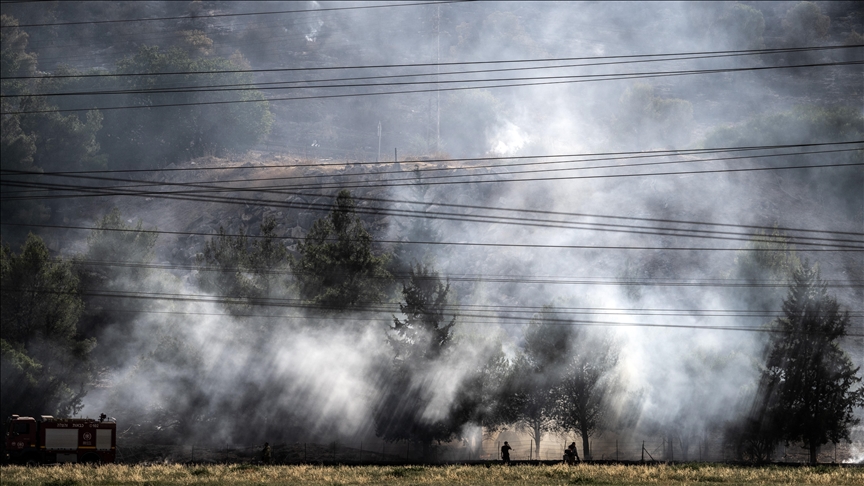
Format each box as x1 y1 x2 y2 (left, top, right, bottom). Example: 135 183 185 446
1 1 463 28
5 59 861 115
5 154 863 248
5 154 858 196
5 145 860 197
3 157 862 246
85 308 864 322
5 44 857 80
55 257 864 290
8 46 860 99
2 220 860 252
6 141 853 175
1 287 859 336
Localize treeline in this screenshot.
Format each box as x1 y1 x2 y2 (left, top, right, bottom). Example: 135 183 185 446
1 14 273 235
2 190 861 464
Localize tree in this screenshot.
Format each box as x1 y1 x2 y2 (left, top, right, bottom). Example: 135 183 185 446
0 234 94 419
197 217 288 314
755 262 864 464
291 190 391 310
613 83 693 150
782 2 830 46
733 229 801 314
715 3 765 50
448 338 513 458
1 15 104 232
74 209 158 365
375 264 458 457
504 353 559 460
506 306 572 459
96 45 273 169
553 329 620 460
388 264 456 363
388 165 443 273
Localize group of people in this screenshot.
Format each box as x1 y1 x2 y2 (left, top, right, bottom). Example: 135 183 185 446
500 441 581 465
261 440 580 465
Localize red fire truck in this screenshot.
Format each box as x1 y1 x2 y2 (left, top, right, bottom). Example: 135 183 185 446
4 414 116 465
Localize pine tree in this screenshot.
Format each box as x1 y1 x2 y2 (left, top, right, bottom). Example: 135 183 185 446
374 264 457 458
759 262 864 464
291 190 391 310
1 234 94 419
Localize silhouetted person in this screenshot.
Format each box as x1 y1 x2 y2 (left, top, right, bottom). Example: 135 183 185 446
501 441 512 464
262 442 272 464
565 442 580 464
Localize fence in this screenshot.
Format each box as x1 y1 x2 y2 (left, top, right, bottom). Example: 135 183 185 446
116 436 863 465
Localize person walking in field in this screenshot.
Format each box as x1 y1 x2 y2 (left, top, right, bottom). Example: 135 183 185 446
262 442 272 464
501 441 512 464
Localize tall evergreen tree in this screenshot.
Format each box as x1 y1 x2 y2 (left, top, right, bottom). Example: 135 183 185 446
756 262 864 464
374 264 458 458
1 234 94 419
197 216 288 315
75 209 158 366
291 190 391 310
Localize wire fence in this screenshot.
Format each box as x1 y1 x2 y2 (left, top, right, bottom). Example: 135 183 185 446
115 436 864 465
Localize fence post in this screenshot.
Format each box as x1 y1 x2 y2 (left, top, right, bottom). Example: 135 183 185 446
641 441 645 462
616 440 619 462
360 441 363 463
304 443 307 463
407 441 410 461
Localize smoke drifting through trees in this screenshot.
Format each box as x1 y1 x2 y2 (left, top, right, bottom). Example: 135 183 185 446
1 1 862 464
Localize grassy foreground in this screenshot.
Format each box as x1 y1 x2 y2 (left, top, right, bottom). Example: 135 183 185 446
1 463 862 485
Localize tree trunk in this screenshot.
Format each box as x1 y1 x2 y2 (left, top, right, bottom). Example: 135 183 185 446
422 441 432 463
533 422 542 459
809 443 818 465
581 425 590 461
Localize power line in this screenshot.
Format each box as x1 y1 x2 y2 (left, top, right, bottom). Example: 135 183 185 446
5 45 856 80
3 220 860 252
132 146 861 191
3 287 859 336
7 142 853 175
83 307 864 320
5 145 859 195
5 59 861 115
1 1 462 28
8 156 857 196
4 161 862 247
7 46 860 98
10 196 857 247
60 257 864 290
3 150 862 248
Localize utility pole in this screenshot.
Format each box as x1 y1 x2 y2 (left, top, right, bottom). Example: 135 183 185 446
436 3 440 153
377 121 382 162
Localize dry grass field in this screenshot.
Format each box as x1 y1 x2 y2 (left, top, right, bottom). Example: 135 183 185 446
1 463 863 486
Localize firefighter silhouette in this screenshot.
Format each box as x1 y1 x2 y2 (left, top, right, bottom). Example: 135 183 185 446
501 441 512 464
565 442 580 464
262 442 272 464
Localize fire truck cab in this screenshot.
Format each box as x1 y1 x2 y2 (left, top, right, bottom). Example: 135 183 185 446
4 414 116 465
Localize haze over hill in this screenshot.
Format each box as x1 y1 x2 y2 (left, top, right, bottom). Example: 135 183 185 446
1 1 862 464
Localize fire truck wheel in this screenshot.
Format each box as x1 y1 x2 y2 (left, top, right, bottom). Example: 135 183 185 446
24 456 38 467
81 453 102 465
